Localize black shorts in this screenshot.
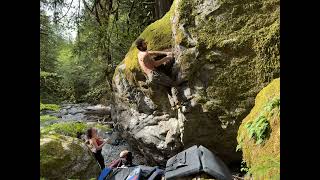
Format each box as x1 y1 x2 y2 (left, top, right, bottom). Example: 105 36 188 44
147 70 174 87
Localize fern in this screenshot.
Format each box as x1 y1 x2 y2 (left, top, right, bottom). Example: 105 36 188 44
240 160 249 173
245 97 280 145
236 144 242 152
246 114 270 145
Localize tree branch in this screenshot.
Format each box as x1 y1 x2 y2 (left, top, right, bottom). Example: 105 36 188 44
127 0 136 33
54 0 74 22
82 0 94 13
94 0 102 26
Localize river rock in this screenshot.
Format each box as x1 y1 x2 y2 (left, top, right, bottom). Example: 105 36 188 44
40 134 100 179
112 0 279 166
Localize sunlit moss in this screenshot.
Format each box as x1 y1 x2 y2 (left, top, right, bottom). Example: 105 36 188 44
113 1 176 83
40 103 61 112
40 115 59 122
237 78 280 179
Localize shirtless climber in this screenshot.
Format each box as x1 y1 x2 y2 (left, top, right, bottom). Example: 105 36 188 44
136 38 175 87
136 38 180 108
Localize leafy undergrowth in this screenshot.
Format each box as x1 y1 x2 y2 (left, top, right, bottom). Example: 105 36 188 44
246 96 279 145
40 121 111 138
40 115 59 122
40 103 60 123
40 103 61 112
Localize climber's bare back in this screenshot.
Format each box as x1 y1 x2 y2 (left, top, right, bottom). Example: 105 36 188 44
138 51 155 75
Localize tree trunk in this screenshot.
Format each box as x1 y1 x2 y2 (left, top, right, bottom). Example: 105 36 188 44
154 0 172 20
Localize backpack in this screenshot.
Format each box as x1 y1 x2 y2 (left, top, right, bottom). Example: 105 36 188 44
164 145 233 180
104 165 157 180
98 168 112 180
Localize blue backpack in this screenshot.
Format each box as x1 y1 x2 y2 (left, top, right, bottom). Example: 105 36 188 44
98 167 112 180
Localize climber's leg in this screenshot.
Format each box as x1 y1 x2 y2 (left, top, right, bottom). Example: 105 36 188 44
171 86 180 107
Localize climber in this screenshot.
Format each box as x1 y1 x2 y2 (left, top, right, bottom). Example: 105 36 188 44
108 150 134 169
136 38 175 87
136 38 183 108
86 127 111 170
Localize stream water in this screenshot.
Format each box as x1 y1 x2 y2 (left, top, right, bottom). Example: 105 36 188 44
40 103 146 166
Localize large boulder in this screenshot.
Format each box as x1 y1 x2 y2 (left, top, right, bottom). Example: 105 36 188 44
112 0 279 166
40 134 100 179
237 78 280 179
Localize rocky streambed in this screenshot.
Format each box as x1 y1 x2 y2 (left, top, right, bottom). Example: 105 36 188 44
40 103 146 169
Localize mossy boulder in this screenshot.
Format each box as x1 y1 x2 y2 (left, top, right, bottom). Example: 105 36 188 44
112 2 182 166
40 134 100 179
170 0 279 163
114 2 175 83
237 78 280 179
112 0 279 166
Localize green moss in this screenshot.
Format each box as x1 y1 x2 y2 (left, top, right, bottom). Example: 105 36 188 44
248 155 280 180
113 1 176 83
40 103 61 112
40 134 99 179
40 115 59 122
41 122 112 138
177 0 279 83
40 135 73 178
41 122 89 137
94 123 112 132
237 78 280 179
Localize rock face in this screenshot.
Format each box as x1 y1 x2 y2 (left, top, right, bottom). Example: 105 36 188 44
40 134 100 179
237 78 280 179
112 0 279 166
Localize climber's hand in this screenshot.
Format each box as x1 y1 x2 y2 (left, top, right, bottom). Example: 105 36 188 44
166 52 173 57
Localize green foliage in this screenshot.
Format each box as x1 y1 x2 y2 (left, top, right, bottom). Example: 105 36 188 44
40 103 60 111
40 12 68 103
240 160 249 173
244 96 279 145
41 122 89 137
245 115 270 145
40 115 59 122
264 96 280 113
93 124 111 132
41 0 174 103
41 122 111 138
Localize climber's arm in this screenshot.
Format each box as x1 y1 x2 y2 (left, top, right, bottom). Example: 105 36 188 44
90 139 106 150
153 56 173 67
148 50 170 56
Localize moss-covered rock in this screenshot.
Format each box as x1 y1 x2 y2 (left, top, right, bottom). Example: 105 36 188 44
114 1 175 84
40 134 100 179
112 0 279 166
112 1 182 166
171 0 279 164
237 78 280 179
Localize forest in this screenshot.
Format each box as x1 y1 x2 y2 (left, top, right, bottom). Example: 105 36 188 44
40 0 172 104
40 0 280 179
